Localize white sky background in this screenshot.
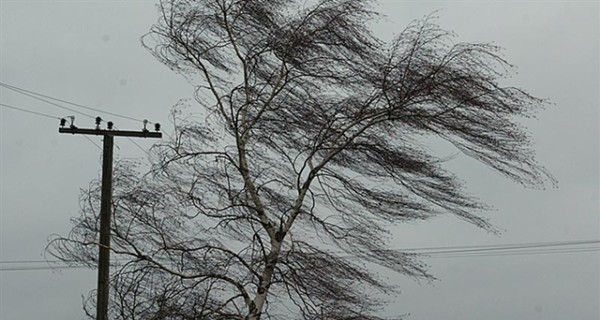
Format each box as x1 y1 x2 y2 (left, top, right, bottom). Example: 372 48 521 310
0 0 598 319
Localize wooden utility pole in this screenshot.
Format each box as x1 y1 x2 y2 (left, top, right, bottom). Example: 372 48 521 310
59 117 161 320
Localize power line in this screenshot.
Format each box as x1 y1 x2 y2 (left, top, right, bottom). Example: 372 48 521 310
1 81 172 141
0 81 174 140
1 103 102 150
0 257 134 265
426 246 600 259
324 239 600 258
2 239 597 264
128 138 150 154
2 239 598 271
403 239 600 254
1 102 61 120
1 82 138 122
1 94 153 153
0 265 91 272
112 125 150 155
1 83 96 119
84 135 103 150
0 81 163 126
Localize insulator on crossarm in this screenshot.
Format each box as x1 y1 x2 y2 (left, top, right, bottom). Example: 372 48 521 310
107 121 114 130
95 116 102 129
142 119 149 133
60 118 66 127
68 116 76 129
154 123 161 132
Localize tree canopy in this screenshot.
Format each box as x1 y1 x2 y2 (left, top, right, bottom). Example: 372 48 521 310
50 0 554 319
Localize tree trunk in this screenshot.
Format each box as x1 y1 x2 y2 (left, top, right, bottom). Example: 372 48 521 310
246 239 282 320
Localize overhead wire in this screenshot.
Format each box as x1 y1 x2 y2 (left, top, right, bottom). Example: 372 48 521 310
401 239 600 254
426 246 600 259
83 135 103 150
1 102 62 120
0 81 172 140
1 82 139 123
0 265 90 272
1 239 598 272
1 82 96 119
1 102 102 150
333 239 600 259
112 124 152 155
127 137 151 155
0 82 169 153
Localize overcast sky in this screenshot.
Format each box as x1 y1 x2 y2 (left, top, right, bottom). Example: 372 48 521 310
0 1 598 319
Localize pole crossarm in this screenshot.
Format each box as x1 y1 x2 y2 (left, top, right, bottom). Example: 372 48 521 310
59 127 162 138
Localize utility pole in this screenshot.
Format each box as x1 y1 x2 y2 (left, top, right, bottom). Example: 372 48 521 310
59 116 161 320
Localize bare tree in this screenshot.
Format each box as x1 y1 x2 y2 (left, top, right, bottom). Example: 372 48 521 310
49 0 555 319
